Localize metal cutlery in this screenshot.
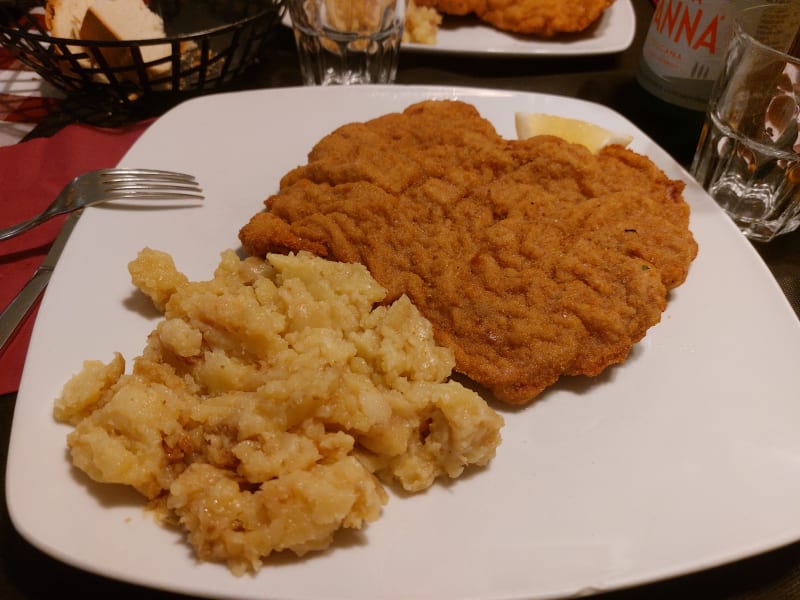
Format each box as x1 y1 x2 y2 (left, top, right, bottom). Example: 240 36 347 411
0 168 203 241
0 168 203 353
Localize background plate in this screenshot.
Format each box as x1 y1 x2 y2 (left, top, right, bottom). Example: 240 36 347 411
7 85 800 600
403 0 635 55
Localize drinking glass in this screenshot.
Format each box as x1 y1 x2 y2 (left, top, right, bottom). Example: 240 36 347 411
690 3 800 242
287 0 404 85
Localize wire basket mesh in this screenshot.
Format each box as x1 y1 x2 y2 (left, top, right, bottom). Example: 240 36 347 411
0 0 285 110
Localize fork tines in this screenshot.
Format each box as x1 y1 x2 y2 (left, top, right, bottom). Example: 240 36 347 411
99 168 204 200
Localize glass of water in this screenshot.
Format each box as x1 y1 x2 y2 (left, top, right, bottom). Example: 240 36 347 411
287 0 405 86
691 3 800 243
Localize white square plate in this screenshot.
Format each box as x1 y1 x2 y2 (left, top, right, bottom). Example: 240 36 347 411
8 85 800 600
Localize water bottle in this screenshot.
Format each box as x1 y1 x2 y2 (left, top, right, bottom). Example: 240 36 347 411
637 0 798 111
636 0 745 111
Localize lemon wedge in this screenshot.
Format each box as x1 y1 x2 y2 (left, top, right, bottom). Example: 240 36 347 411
515 112 633 153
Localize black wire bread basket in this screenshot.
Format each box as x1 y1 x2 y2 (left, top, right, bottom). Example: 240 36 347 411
0 0 285 110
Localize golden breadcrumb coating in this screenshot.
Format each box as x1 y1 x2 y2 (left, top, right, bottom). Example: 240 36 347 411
239 100 698 405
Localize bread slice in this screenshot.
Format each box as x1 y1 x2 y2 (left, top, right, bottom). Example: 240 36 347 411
45 0 93 38
80 0 168 41
79 0 172 67
45 0 96 75
78 0 171 77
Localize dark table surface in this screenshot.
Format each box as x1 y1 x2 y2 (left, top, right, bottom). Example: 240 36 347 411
3 1 800 598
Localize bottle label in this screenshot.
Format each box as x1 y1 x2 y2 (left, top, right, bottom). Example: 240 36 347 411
637 1 800 110
641 0 734 84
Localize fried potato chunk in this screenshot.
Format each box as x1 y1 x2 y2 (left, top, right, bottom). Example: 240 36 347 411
54 249 503 574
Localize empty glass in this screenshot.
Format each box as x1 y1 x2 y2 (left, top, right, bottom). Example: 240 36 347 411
287 0 405 85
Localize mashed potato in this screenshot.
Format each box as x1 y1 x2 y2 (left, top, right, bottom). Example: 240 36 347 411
403 0 443 44
54 249 503 574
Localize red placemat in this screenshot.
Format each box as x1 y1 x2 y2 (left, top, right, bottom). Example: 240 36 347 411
0 119 152 395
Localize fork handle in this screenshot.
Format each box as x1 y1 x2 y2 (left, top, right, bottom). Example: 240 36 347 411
0 215 50 241
0 202 68 241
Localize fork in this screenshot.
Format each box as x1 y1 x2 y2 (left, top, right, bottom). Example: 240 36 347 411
0 168 203 241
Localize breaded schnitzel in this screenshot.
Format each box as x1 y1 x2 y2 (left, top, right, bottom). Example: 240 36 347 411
239 100 698 405
414 0 615 36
